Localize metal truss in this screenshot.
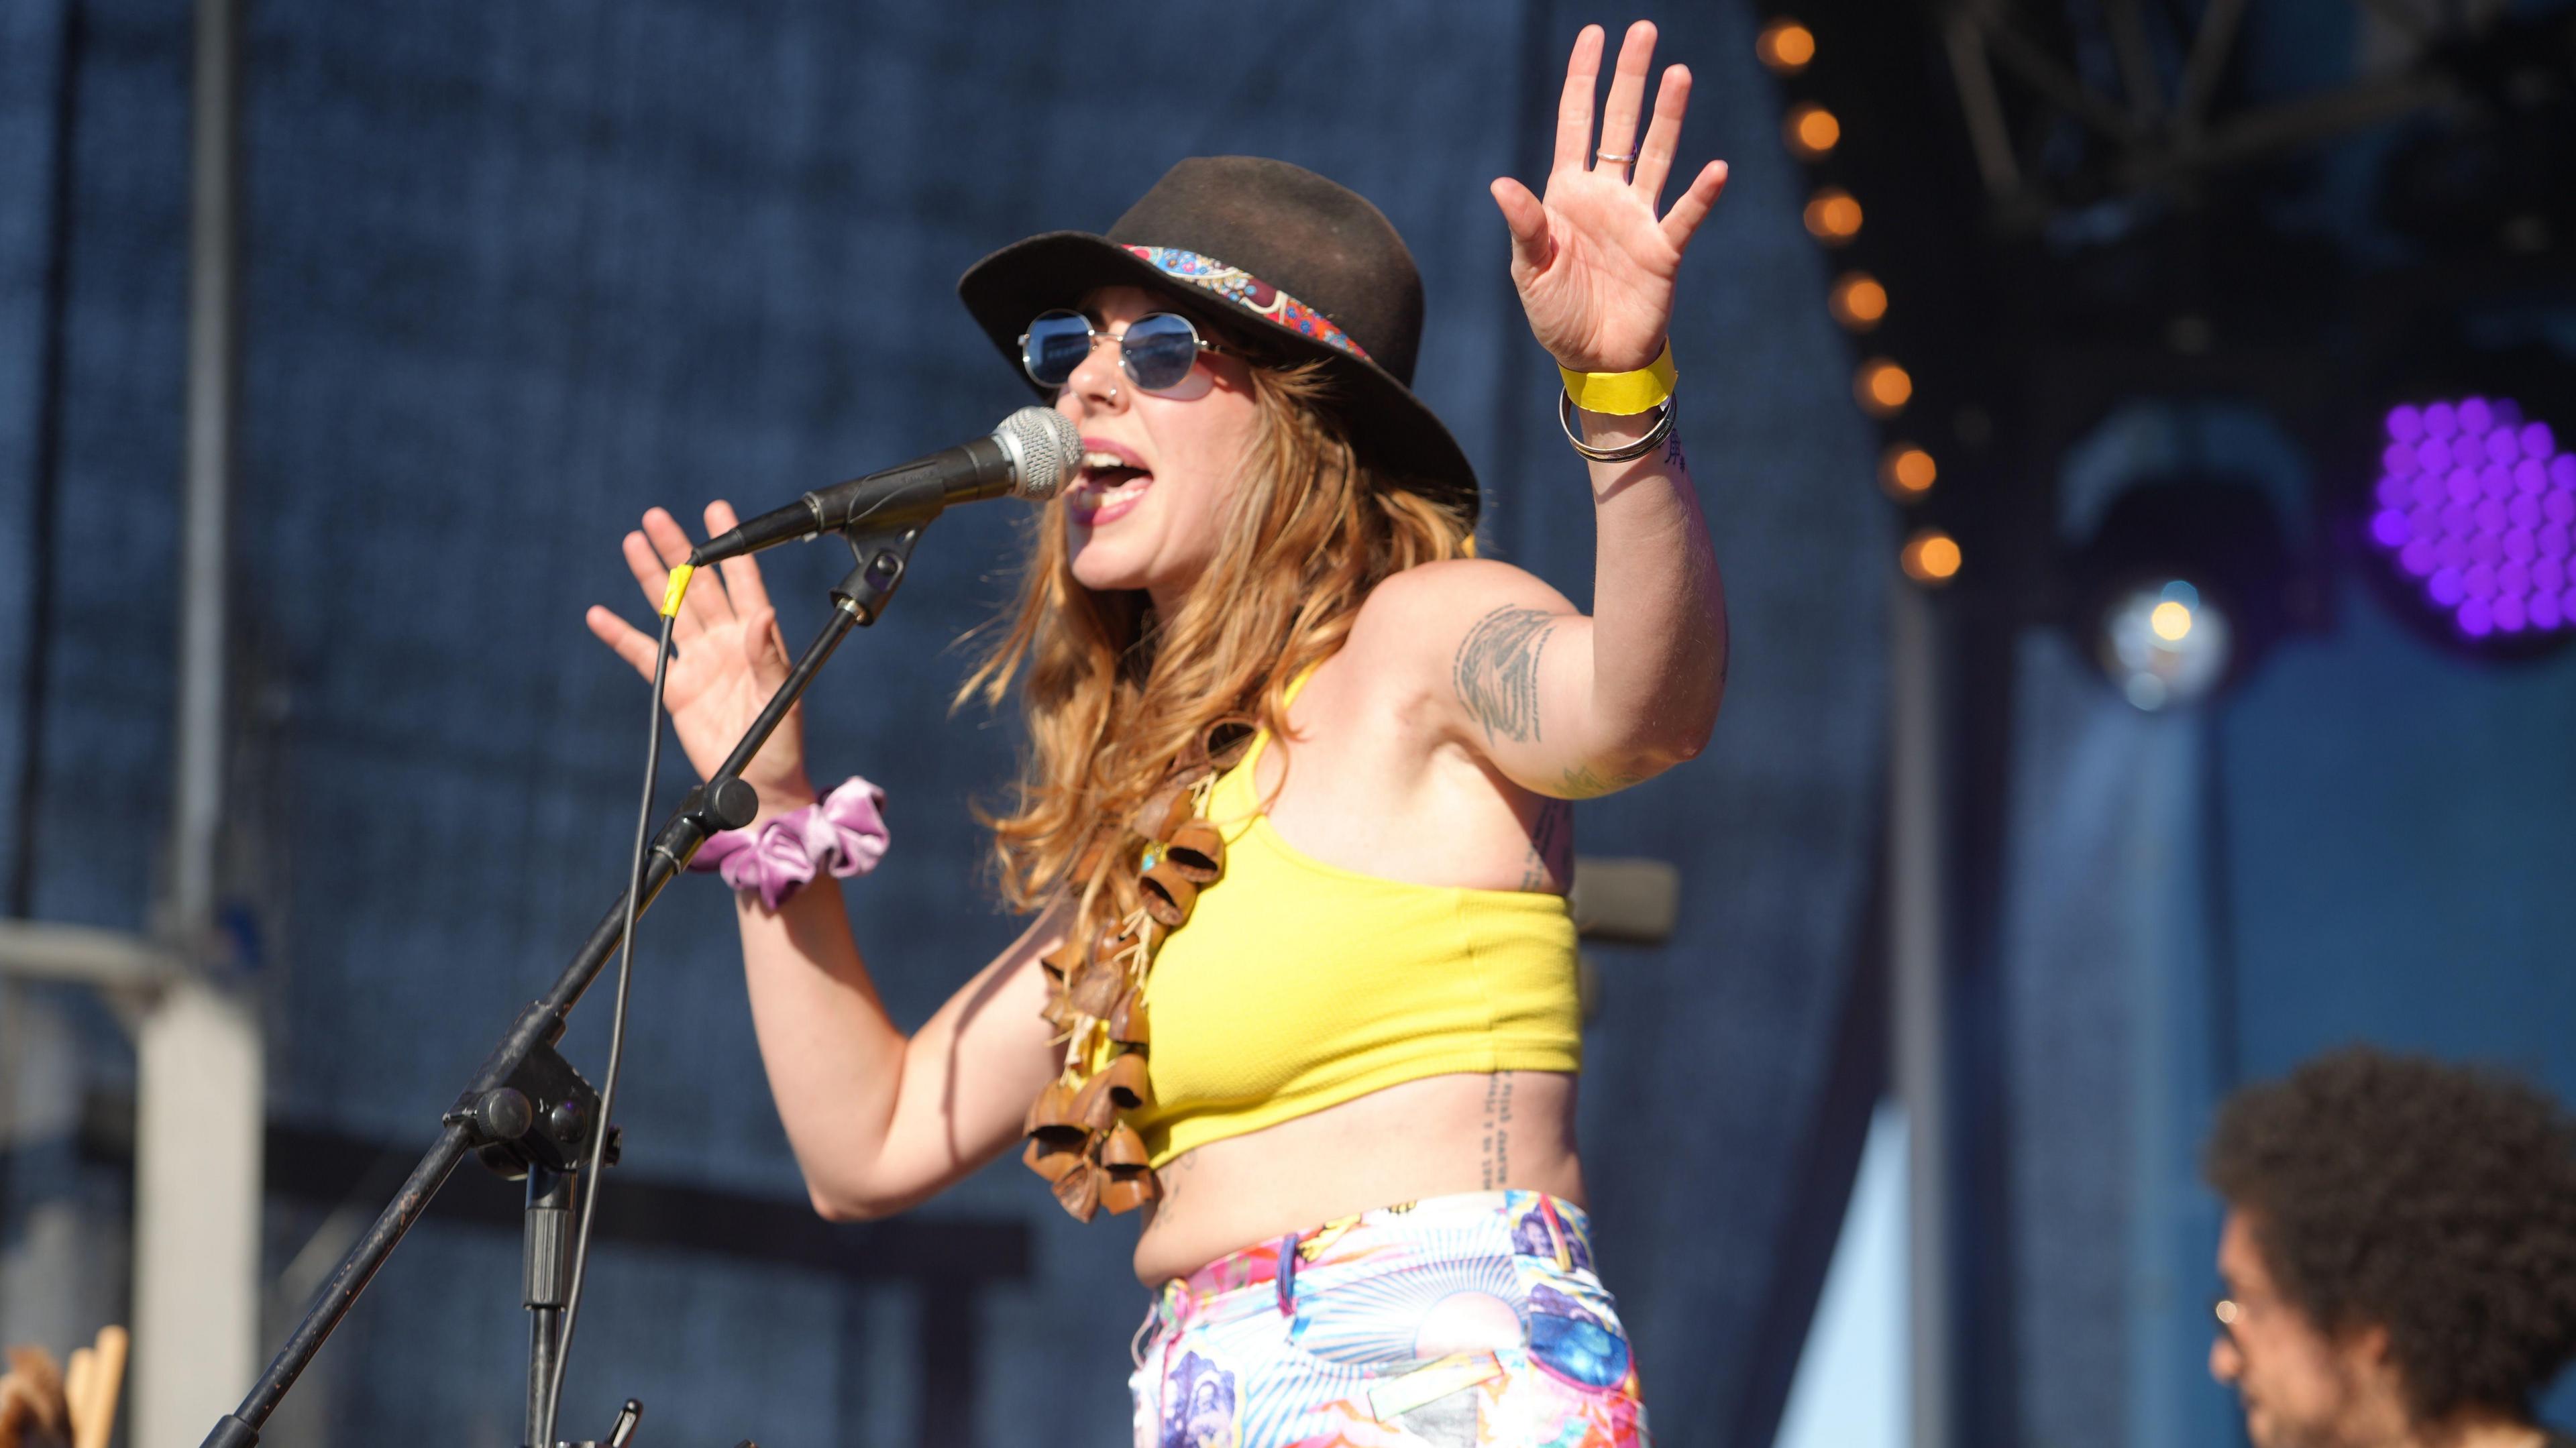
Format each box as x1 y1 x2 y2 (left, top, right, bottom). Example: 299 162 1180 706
1937 0 2509 222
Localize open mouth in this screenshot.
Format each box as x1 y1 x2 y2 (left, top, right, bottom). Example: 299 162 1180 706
1070 447 1153 526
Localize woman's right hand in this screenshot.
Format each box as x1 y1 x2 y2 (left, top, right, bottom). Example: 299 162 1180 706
586 501 814 818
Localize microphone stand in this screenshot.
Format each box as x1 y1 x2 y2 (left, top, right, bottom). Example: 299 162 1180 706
201 519 932 1448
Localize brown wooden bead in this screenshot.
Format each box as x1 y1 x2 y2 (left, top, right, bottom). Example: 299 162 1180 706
1135 788 1194 842
1108 989 1150 1046
1040 937 1083 981
1069 956 1126 1017
1103 1051 1155 1113
1023 1134 1083 1183
1101 1169 1161 1215
1163 820 1226 882
1052 1160 1102 1222
1140 862 1196 928
1024 1079 1079 1136
1099 1123 1149 1170
1069 1072 1121 1133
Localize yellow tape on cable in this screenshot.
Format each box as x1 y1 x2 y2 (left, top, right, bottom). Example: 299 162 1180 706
659 563 696 619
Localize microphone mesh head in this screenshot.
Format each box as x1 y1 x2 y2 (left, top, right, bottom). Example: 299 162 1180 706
996 406 1080 500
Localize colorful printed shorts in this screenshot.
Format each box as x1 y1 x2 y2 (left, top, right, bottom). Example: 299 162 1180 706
1130 1190 1650 1448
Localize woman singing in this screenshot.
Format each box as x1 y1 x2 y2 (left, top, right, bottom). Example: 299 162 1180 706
588 21 1729 1446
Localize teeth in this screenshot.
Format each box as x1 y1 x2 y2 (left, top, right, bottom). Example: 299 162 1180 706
1083 450 1131 469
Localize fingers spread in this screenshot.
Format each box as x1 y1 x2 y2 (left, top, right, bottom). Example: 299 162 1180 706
1633 64 1692 205
1593 21 1658 172
640 506 736 632
621 526 671 610
740 605 792 689
639 506 696 571
1551 24 1605 175
1660 159 1731 252
586 604 662 681
706 499 776 620
1490 178 1554 274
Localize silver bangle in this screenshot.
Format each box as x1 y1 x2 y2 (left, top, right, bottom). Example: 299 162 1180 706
1559 390 1676 463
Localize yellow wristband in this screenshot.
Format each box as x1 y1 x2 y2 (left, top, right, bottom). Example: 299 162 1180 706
1558 341 1677 416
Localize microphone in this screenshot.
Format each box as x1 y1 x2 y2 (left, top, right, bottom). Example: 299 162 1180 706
690 406 1080 565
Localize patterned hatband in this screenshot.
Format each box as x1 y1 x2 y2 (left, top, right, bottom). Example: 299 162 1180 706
1121 245 1373 365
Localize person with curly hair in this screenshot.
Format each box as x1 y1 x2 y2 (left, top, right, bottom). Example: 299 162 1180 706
2204 1046 2576 1448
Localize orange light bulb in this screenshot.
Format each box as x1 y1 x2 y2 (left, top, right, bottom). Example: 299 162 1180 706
1803 188 1863 245
1880 443 1937 497
1901 528 1962 584
1856 359 1913 416
1784 103 1841 160
1757 19 1817 72
1829 272 1887 330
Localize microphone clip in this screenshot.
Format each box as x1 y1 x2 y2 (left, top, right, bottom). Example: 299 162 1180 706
833 519 929 627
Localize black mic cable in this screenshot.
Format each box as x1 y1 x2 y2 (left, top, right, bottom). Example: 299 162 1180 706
538 559 691 1447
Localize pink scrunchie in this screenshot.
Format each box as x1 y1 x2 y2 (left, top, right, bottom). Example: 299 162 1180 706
687 775 890 910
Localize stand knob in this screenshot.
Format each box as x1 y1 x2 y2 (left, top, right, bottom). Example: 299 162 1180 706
474 1087 534 1144
696 777 761 832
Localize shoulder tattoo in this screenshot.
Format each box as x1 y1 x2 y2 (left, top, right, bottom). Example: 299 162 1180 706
1453 605 1556 745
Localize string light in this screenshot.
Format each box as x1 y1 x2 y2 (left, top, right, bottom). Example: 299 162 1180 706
1901 528 1962 585
1803 188 1863 245
1855 359 1913 416
1756 18 1817 73
1784 103 1841 160
1880 443 1936 498
1829 272 1886 331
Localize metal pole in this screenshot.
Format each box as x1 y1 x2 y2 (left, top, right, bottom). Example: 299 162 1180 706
171 0 237 936
1889 577 1952 1448
136 0 264 1442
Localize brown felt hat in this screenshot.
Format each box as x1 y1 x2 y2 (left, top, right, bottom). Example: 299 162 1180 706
958 156 1481 522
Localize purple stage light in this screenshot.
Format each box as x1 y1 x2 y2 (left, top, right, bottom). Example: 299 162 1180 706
2369 396 2576 639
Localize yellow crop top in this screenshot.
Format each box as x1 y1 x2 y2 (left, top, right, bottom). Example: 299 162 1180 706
1129 673 1584 1166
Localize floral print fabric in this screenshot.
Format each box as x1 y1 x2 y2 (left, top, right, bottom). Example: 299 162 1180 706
1121 246 1373 365
1132 1191 1650 1448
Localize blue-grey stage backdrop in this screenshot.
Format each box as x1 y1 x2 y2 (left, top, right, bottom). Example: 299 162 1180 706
0 2 1888 1445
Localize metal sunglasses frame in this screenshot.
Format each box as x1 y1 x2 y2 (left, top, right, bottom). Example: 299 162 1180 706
1016 309 1243 393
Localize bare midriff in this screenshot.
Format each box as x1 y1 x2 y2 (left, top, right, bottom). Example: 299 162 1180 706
1131 1070 1585 1285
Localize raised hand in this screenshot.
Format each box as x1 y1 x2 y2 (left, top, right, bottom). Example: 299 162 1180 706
1491 21 1730 374
585 502 814 814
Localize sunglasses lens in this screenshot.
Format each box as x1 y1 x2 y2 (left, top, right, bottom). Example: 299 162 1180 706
1022 311 1093 386
1120 313 1202 392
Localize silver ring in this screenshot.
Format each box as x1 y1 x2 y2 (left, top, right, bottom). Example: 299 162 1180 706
1596 150 1636 166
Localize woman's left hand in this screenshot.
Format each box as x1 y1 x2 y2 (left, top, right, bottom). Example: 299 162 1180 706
1492 21 1729 374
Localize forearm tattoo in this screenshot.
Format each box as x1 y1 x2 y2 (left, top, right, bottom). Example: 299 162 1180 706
1662 429 1687 474
1453 606 1556 745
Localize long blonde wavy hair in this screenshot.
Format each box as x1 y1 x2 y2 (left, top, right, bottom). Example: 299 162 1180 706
957 357 1476 948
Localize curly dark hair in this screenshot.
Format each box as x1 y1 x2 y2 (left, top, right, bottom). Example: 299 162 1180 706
2204 1046 2576 1423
